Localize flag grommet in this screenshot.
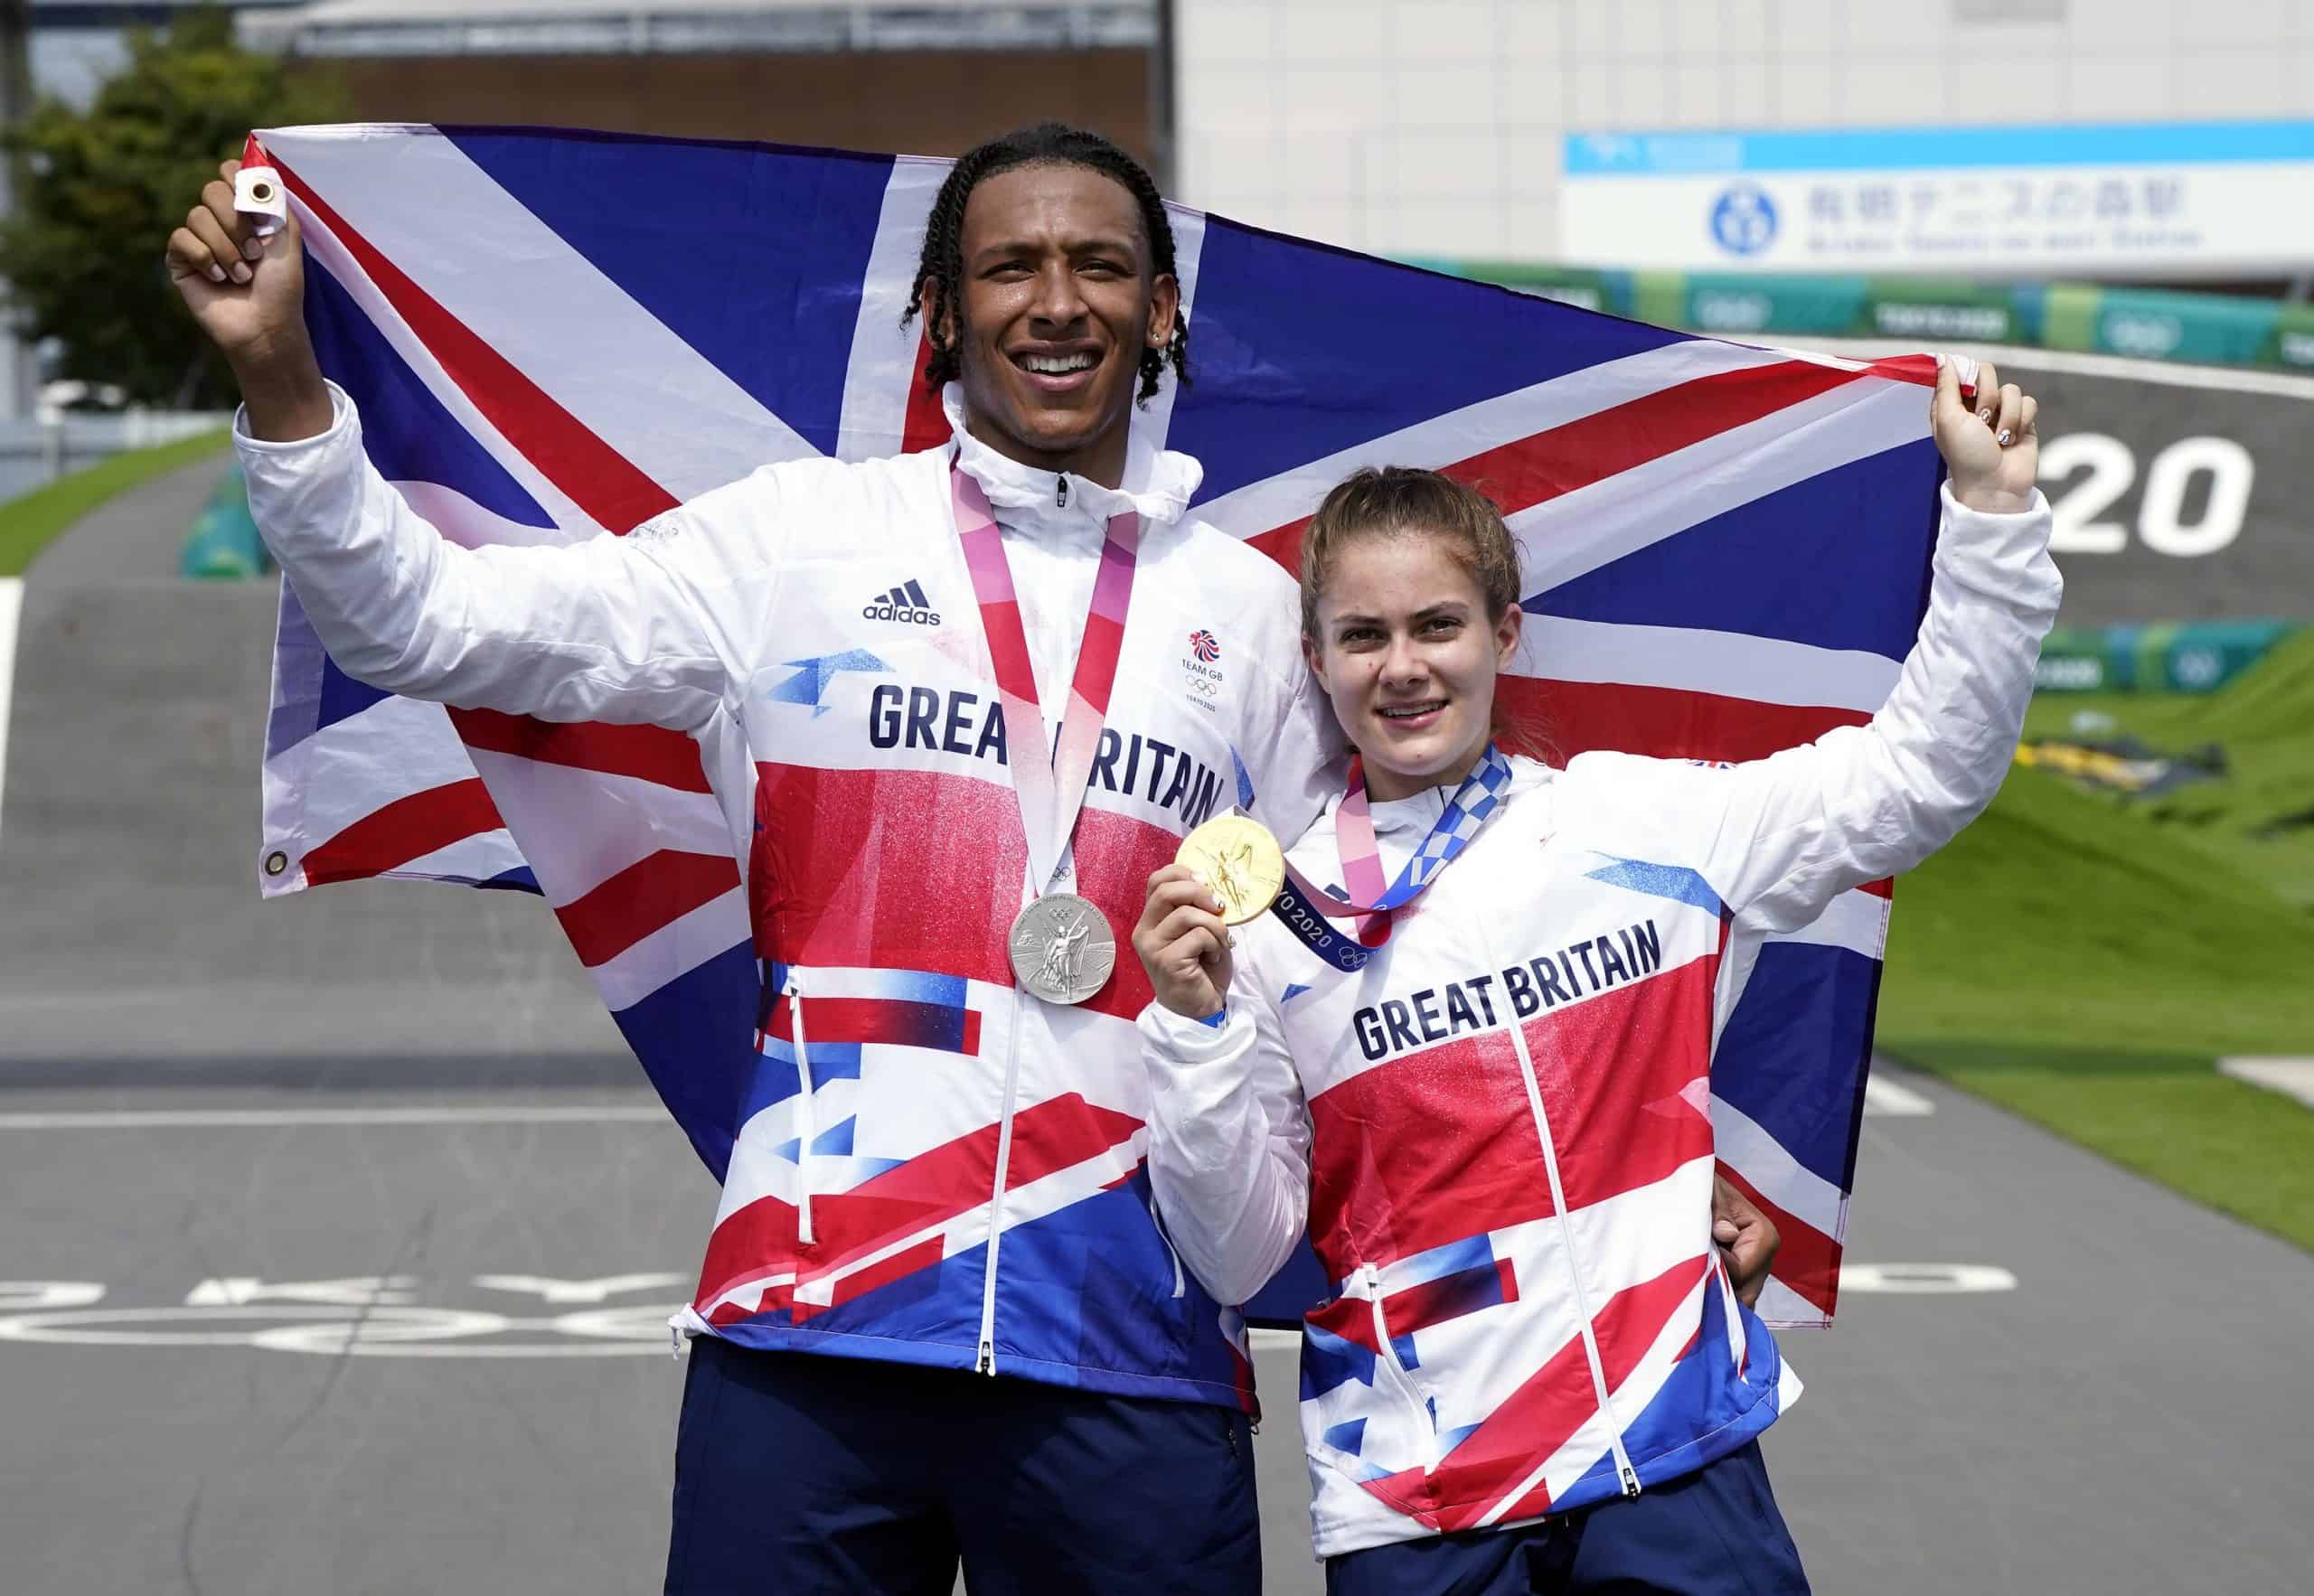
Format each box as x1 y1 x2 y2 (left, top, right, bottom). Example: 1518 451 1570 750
263 850 289 878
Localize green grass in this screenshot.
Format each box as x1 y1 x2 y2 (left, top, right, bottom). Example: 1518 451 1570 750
0 427 232 577
1880 641 2314 1251
2020 629 2314 907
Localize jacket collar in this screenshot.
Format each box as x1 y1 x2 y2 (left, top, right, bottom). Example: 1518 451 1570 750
945 383 1200 529
1359 754 1549 840
1365 784 1453 840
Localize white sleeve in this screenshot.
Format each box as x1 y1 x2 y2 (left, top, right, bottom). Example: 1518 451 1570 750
1137 973 1312 1308
236 384 775 733
1564 483 2061 933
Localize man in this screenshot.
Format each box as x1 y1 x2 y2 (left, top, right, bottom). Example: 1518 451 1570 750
168 122 1777 1593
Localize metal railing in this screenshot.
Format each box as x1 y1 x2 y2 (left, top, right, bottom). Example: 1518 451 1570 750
0 411 230 505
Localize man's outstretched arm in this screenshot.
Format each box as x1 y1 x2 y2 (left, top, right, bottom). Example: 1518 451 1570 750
167 158 767 732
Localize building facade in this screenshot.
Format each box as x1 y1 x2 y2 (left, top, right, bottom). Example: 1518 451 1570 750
1173 0 2314 284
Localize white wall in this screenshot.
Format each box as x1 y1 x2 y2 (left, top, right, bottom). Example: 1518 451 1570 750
1174 0 2314 262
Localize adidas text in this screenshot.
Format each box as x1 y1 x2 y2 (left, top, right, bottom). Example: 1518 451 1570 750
863 579 940 626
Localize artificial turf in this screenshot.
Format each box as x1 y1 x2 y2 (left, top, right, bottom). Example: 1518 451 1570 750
1877 633 2314 1252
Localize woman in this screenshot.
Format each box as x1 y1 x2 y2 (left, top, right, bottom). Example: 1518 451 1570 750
1131 361 2057 1592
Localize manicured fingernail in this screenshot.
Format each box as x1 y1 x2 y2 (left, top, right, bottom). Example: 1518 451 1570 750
230 261 252 284
240 237 262 262
1998 429 2013 446
1978 408 1993 423
207 264 226 283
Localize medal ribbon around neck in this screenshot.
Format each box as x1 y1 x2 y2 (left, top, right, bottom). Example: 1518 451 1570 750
951 460 1142 898
1271 744 1515 972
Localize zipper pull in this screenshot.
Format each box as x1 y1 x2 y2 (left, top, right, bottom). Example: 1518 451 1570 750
976 1338 996 1375
1619 1463 1641 1498
1056 474 1068 507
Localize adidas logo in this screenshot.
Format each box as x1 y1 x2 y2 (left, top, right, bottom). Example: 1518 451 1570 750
862 578 940 626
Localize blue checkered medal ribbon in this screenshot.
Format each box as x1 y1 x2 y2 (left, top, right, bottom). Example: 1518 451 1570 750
1271 744 1516 972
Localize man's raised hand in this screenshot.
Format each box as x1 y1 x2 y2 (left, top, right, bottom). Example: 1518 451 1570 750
165 157 331 440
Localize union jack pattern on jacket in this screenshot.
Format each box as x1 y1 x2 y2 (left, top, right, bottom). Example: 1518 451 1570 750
250 123 1962 1354
1139 484 2059 1552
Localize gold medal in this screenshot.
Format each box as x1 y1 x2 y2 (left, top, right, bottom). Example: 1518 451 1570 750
1175 813 1285 925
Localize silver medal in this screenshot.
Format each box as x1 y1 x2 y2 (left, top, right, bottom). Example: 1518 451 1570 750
1007 892 1116 1006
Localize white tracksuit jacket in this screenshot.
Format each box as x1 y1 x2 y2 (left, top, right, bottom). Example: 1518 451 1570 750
1138 484 2059 1555
238 383 1338 1410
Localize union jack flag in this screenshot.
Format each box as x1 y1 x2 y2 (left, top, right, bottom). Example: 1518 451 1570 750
256 123 1947 1329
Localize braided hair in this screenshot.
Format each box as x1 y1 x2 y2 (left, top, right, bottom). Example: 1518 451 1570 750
903 123 1190 404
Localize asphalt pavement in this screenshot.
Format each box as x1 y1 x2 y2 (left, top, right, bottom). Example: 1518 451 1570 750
5 1056 2309 1594
25 454 235 586
0 574 622 1066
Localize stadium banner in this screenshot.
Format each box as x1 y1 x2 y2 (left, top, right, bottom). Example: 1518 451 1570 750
2040 284 2278 366
1561 119 2314 277
1430 264 2313 377
2263 303 2314 372
2033 619 2300 695
1985 354 2314 627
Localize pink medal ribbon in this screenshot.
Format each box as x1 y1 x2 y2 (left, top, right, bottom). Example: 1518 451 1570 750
1319 756 1398 946
1273 745 1516 966
950 461 1141 897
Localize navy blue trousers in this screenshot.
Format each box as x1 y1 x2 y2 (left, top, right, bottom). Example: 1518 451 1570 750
663 1335 1261 1595
1326 1442 1811 1595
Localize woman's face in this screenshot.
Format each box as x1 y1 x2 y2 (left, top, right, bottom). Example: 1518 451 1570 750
1304 530 1522 803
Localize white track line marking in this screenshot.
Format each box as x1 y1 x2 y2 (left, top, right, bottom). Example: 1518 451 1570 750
2218 1056 2314 1113
1863 1077 1937 1117
0 576 22 850
0 1104 672 1131
1838 1263 2017 1294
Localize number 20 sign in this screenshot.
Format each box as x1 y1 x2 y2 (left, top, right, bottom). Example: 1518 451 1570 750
2039 433 2255 559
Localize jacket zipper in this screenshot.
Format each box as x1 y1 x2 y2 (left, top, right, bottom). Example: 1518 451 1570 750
975 985 1029 1374
1056 474 1068 507
1151 1203 1187 1300
1360 1263 1441 1469
785 969 816 1246
1482 931 1643 1499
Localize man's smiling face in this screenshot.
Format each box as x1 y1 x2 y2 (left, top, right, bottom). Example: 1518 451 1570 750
945 162 1179 479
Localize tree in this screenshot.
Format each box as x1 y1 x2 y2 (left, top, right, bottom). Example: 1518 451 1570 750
0 6 344 407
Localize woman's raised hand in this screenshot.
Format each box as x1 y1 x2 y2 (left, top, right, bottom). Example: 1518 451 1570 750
1133 865 1234 1022
1931 357 2038 515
